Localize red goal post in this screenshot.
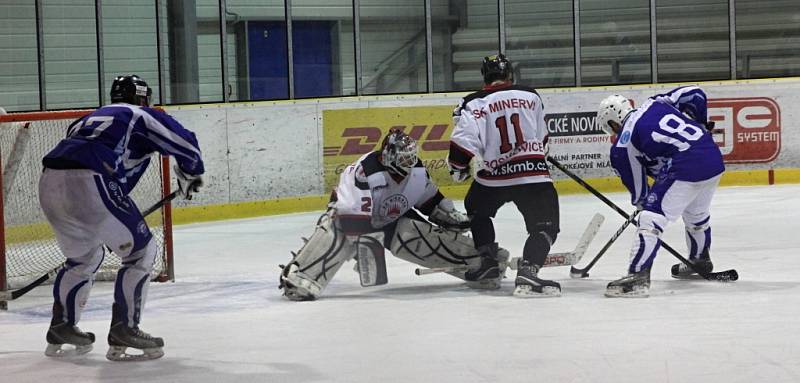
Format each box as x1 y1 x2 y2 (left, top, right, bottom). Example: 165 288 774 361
0 109 174 310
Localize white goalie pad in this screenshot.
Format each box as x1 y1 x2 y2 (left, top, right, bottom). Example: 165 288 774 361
355 235 388 287
280 211 356 301
389 218 487 281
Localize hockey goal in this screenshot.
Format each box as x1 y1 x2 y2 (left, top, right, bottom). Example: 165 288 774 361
0 110 174 309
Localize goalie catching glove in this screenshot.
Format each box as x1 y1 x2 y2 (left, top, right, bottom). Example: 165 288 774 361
427 198 471 232
174 164 203 200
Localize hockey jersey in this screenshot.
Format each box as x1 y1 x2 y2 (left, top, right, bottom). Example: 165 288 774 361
448 82 551 187
43 103 204 195
334 151 443 235
610 86 725 206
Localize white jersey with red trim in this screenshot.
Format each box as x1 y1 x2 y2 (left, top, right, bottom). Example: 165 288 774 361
334 151 442 234
449 83 551 187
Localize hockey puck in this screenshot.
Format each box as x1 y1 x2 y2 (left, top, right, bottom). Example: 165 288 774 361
570 272 588 279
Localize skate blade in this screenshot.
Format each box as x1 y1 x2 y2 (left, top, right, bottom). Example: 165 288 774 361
513 285 561 298
465 279 502 290
284 290 316 301
106 346 164 362
45 343 93 358
671 273 706 280
605 286 649 298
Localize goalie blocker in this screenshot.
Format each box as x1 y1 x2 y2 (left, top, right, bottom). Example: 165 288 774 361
279 211 510 301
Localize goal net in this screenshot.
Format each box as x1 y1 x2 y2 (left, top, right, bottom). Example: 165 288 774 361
0 110 173 308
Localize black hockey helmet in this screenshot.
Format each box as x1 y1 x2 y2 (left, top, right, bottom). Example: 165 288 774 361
481 53 513 84
110 75 152 106
380 129 418 177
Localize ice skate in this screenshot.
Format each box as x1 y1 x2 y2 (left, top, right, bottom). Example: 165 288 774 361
106 308 165 362
44 302 95 357
45 322 95 357
107 322 165 361
605 269 651 298
279 263 320 301
513 260 561 297
671 252 713 279
464 243 506 289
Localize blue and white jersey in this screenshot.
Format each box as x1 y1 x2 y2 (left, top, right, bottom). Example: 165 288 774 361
649 85 709 126
610 87 724 206
43 103 204 194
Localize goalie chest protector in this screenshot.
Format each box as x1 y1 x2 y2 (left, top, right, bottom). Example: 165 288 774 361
335 152 436 230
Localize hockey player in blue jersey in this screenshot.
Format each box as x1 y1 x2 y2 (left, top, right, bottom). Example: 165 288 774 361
39 75 204 360
597 86 724 297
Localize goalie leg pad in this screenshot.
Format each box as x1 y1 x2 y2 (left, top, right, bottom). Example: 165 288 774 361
355 235 388 287
280 212 355 301
389 218 494 281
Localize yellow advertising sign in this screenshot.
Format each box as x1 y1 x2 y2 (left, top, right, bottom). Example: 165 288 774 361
322 105 455 191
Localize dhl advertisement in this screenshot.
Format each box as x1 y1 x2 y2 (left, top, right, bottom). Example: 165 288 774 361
322 106 455 190
323 95 784 190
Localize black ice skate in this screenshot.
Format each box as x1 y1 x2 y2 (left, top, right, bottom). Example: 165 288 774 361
671 252 713 279
464 243 504 289
106 305 164 361
45 303 95 357
513 260 561 297
605 268 651 298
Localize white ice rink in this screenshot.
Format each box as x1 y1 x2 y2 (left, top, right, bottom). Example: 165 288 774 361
1 184 799 383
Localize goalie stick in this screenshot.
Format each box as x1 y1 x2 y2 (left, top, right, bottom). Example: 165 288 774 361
547 157 738 282
570 210 640 278
0 190 180 302
414 213 605 276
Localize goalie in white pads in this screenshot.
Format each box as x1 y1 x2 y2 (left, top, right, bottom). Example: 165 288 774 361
279 129 508 301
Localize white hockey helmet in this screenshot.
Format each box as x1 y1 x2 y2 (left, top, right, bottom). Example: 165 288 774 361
597 95 634 135
380 129 418 176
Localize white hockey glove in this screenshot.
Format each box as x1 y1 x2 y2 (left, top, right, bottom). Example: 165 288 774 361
428 198 471 232
469 154 486 178
449 165 470 182
174 165 203 200
448 154 486 183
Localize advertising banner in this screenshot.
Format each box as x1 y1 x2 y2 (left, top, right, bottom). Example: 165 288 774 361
322 106 454 190
709 97 781 163
323 93 789 192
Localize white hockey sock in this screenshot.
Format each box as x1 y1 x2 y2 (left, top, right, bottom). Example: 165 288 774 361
53 246 104 325
627 211 667 273
113 239 156 327
684 216 711 259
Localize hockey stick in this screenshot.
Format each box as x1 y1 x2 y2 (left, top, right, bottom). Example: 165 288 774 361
569 210 640 278
547 157 738 282
0 190 180 302
414 213 605 276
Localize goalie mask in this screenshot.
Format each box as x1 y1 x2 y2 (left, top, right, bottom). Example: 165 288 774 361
380 129 418 177
110 74 152 107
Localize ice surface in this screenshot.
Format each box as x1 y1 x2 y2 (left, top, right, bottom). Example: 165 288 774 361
2 185 799 382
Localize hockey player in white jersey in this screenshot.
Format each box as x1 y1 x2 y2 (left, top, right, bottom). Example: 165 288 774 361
39 75 204 360
279 129 500 301
448 54 561 298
